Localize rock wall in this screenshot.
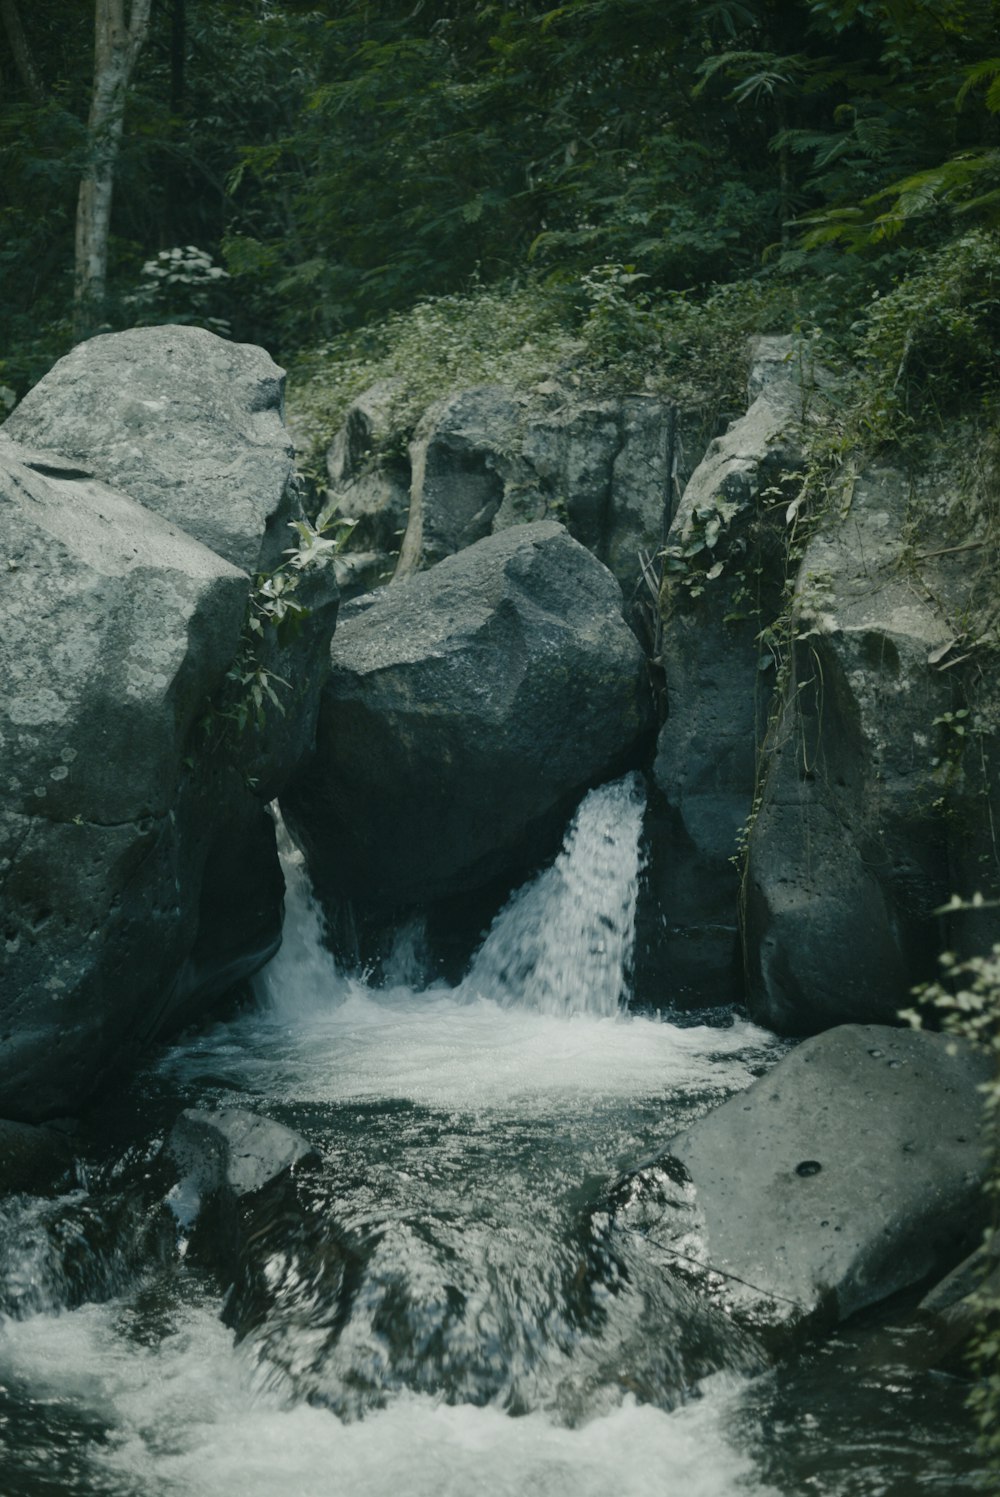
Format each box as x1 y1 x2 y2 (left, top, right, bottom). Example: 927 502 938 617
641 340 818 1003
744 453 1000 1032
326 381 713 601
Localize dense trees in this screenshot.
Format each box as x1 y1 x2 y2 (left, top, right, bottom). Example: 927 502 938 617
0 0 998 395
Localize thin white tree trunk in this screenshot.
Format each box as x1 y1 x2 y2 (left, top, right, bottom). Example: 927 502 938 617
73 0 152 341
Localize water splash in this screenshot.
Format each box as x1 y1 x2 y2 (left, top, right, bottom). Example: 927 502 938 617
252 818 349 1021
461 774 646 1017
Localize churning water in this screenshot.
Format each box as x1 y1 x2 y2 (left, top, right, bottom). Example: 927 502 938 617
0 779 984 1495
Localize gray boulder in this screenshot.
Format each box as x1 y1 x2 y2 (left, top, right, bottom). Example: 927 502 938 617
167 1107 320 1223
645 338 819 1000
5 325 296 575
395 385 518 577
604 1025 991 1340
0 328 341 1122
0 437 281 1120
744 455 1000 1032
5 326 340 802
282 521 654 908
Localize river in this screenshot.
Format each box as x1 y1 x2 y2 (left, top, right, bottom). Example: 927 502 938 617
0 779 982 1495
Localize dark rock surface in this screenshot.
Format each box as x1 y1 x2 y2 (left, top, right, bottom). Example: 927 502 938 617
0 328 338 1122
0 1119 73 1195
282 520 654 909
603 1025 991 1341
342 381 704 596
744 454 1000 1032
645 338 816 1001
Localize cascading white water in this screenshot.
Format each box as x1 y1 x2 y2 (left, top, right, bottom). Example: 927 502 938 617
460 774 645 1017
0 778 981 1496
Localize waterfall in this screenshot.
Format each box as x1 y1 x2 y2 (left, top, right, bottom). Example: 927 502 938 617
460 774 646 1017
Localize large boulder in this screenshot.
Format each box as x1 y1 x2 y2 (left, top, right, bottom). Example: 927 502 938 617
644 338 819 1002
744 451 1000 1033
0 437 280 1120
601 1025 992 1342
0 328 339 1123
5 325 295 575
5 326 339 801
282 521 654 910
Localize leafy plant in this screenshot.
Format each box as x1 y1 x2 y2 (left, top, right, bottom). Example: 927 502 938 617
216 498 355 741
903 909 1000 1479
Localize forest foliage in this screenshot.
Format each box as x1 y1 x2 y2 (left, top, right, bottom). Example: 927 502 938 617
1 0 999 412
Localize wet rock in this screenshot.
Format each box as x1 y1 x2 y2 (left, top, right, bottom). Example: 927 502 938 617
744 454 1000 1032
282 521 654 909
166 1107 326 1329
167 1107 320 1218
604 1025 992 1342
915 1236 1000 1373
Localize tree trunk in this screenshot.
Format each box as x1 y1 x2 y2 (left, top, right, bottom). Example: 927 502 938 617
0 0 44 103
73 0 152 342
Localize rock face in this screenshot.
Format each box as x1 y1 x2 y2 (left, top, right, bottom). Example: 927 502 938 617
324 381 707 596
5 325 296 575
282 521 654 910
0 328 339 1122
644 339 815 1002
0 1119 72 1196
603 1025 992 1341
744 454 1000 1032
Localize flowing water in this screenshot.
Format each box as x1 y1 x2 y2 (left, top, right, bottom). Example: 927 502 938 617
0 778 984 1495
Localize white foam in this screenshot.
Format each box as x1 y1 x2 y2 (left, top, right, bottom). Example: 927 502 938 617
0 1301 777 1497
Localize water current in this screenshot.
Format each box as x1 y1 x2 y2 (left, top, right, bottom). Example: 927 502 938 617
0 778 984 1495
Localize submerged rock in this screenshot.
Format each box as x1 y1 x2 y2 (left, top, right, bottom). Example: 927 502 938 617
603 1025 992 1342
167 1107 320 1226
282 521 653 910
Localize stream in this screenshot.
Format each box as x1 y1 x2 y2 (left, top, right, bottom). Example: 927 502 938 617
0 778 984 1495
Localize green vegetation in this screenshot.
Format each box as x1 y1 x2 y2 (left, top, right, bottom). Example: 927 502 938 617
904 912 1000 1484
3 0 999 420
